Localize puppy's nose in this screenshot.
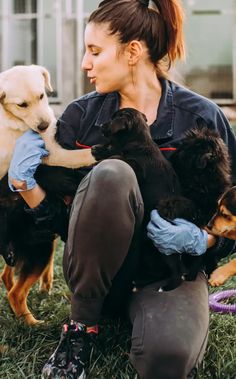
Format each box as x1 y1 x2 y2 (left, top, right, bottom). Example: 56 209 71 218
37 121 49 131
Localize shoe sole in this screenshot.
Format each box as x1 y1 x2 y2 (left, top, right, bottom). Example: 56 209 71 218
79 370 86 379
41 368 86 379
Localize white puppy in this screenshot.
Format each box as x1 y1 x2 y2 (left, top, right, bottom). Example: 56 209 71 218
0 65 95 180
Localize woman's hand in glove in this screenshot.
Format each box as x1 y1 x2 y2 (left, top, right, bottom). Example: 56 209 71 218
147 210 208 256
8 130 49 192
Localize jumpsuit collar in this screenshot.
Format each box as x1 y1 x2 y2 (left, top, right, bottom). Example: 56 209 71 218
95 78 174 143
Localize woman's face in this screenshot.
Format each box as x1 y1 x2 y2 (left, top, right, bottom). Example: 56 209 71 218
82 22 130 94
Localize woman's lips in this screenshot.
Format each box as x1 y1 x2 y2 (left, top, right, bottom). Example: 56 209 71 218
90 77 96 84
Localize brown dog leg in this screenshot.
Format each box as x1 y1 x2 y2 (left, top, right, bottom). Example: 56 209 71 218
39 242 56 293
8 268 45 325
1 265 14 292
209 258 236 286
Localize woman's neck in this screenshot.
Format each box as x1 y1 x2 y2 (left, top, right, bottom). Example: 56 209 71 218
119 75 162 126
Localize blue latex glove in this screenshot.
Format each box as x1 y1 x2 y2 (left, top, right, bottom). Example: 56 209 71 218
147 210 208 256
8 129 49 192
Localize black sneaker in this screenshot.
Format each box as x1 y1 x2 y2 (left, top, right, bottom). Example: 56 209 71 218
42 322 97 379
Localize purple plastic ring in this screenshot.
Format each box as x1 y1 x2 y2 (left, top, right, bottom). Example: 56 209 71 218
209 289 236 314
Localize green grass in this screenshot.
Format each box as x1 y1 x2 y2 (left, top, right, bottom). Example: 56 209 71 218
1 243 236 378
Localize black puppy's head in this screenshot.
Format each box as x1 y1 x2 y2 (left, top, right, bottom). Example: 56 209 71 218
101 108 150 144
172 127 232 187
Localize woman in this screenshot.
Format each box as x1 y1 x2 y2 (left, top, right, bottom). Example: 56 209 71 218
8 0 236 378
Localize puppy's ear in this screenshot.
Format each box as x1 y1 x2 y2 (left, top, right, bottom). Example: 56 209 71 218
197 152 214 169
0 88 6 103
37 65 53 93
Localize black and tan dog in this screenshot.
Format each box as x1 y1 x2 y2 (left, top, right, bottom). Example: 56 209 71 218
92 108 232 289
0 167 80 325
207 186 236 286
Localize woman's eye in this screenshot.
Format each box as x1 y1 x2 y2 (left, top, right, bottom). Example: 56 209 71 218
222 214 231 220
17 102 28 108
91 49 100 56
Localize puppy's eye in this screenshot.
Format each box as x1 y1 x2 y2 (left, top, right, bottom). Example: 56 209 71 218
17 102 28 108
40 93 44 100
222 214 231 220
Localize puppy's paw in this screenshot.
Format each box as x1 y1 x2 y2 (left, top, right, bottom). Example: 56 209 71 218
91 144 112 160
209 265 233 286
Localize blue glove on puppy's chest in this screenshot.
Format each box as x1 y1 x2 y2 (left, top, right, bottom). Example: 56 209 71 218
8 129 49 191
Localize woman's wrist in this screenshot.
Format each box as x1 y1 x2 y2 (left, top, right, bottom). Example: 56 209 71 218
207 233 217 249
17 184 46 208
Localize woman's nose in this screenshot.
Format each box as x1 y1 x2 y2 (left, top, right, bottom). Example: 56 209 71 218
81 52 92 71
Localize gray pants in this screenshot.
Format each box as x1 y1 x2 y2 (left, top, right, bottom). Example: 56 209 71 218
63 159 209 379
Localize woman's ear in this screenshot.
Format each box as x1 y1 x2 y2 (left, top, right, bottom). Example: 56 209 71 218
127 40 143 65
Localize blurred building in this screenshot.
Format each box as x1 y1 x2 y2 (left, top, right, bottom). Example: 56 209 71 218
0 0 235 116
177 0 236 107
0 0 100 115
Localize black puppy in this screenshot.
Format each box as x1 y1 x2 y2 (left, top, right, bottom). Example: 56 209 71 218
158 127 232 279
92 108 181 219
169 127 232 226
92 108 189 290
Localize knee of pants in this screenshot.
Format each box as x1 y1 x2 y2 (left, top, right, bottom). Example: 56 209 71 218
91 158 138 191
130 342 192 379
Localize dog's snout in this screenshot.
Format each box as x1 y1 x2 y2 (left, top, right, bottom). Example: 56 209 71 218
206 223 212 230
37 121 49 131
100 124 106 133
100 123 110 137
206 219 213 230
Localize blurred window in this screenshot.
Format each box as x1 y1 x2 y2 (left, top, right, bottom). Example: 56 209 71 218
178 0 236 104
13 0 37 13
0 0 62 102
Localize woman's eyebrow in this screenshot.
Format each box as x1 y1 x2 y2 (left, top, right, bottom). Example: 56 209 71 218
87 44 100 49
